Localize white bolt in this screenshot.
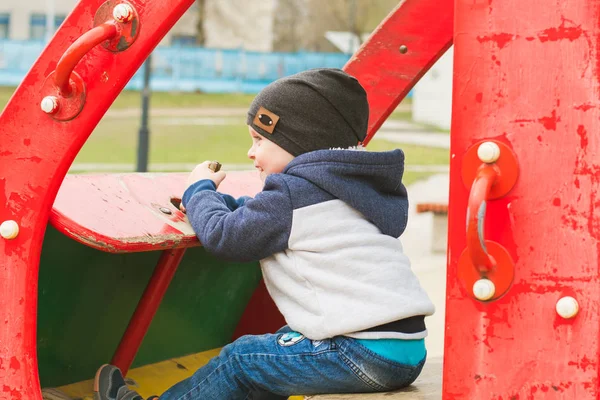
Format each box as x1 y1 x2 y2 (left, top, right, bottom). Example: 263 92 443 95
477 141 501 163
556 296 579 319
40 96 59 114
113 3 134 23
473 279 495 301
0 220 19 240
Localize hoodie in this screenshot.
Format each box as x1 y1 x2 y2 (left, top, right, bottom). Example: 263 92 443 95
182 149 435 340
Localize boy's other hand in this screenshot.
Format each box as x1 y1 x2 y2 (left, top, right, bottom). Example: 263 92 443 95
187 161 227 188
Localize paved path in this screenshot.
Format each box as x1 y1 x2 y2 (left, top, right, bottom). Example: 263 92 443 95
376 132 450 149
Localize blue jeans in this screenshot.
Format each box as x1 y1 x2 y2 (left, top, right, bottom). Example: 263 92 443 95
160 326 426 400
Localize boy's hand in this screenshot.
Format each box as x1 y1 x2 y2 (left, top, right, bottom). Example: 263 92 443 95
186 161 226 188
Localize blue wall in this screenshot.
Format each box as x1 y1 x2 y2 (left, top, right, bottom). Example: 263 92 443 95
0 40 351 93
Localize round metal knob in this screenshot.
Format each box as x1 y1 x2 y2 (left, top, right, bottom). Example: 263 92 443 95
41 96 59 114
473 279 495 301
556 296 579 319
477 141 501 163
113 3 134 23
0 220 19 240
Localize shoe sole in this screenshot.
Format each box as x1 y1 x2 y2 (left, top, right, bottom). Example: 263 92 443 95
93 364 109 399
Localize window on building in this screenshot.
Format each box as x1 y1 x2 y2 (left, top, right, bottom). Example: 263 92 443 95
30 14 46 40
0 14 9 39
30 14 67 40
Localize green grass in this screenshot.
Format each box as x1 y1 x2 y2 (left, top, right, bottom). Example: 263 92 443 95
2 87 446 185
110 90 256 109
0 86 255 111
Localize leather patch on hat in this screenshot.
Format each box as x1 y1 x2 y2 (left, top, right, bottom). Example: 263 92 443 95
253 106 279 134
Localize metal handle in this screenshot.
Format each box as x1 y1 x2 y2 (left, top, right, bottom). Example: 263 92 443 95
466 164 500 273
54 22 118 96
458 140 519 301
41 1 139 121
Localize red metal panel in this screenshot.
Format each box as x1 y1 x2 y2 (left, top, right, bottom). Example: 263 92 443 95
0 0 194 397
344 0 453 144
445 0 600 398
50 171 263 253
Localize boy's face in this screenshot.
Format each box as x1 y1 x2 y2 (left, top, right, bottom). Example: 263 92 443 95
247 127 295 181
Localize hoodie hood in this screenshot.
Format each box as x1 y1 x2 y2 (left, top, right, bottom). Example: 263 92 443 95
283 149 408 237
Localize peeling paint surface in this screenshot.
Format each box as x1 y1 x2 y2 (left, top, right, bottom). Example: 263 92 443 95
445 0 600 398
50 171 263 252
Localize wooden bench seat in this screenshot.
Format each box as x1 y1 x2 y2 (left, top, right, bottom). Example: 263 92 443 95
306 358 442 399
415 203 448 254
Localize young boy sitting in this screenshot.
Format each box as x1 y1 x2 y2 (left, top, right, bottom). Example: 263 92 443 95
94 68 435 400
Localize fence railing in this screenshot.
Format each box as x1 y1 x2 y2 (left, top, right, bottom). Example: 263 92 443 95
0 40 351 93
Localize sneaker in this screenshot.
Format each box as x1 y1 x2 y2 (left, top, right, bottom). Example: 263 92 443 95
94 364 127 400
94 364 147 400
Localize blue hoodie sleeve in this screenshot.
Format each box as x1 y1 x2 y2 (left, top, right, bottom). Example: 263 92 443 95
181 175 293 262
182 180 251 211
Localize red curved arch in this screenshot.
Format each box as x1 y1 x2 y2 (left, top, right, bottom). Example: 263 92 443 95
0 0 452 397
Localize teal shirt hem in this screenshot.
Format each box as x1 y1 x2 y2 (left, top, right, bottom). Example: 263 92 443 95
355 338 426 366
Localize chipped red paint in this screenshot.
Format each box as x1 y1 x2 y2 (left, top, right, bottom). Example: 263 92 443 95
538 20 583 43
50 172 263 253
476 33 516 49
445 0 600 397
0 0 195 398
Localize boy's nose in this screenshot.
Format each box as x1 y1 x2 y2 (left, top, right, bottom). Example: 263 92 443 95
247 147 255 159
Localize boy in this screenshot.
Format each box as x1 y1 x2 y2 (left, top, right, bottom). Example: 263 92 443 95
94 68 435 400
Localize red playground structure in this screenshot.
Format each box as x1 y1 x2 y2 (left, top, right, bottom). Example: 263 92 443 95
1 0 599 398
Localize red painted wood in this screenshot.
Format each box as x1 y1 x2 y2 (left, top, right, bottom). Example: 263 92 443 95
111 248 187 376
50 171 263 253
0 0 194 397
445 0 600 397
343 0 453 145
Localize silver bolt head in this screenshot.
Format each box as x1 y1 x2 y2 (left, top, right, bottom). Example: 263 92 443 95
0 220 19 240
113 3 134 23
473 278 495 301
477 141 501 163
556 296 579 319
41 96 59 114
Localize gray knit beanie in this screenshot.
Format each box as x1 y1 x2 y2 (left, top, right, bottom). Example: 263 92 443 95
246 68 369 156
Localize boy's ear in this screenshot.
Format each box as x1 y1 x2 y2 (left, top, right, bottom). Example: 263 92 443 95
253 106 280 134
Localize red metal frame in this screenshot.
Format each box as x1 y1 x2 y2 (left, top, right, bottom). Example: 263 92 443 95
344 0 453 144
445 0 600 397
0 0 194 397
0 0 455 396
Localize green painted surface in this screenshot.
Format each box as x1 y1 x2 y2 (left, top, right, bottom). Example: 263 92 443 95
38 226 262 387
